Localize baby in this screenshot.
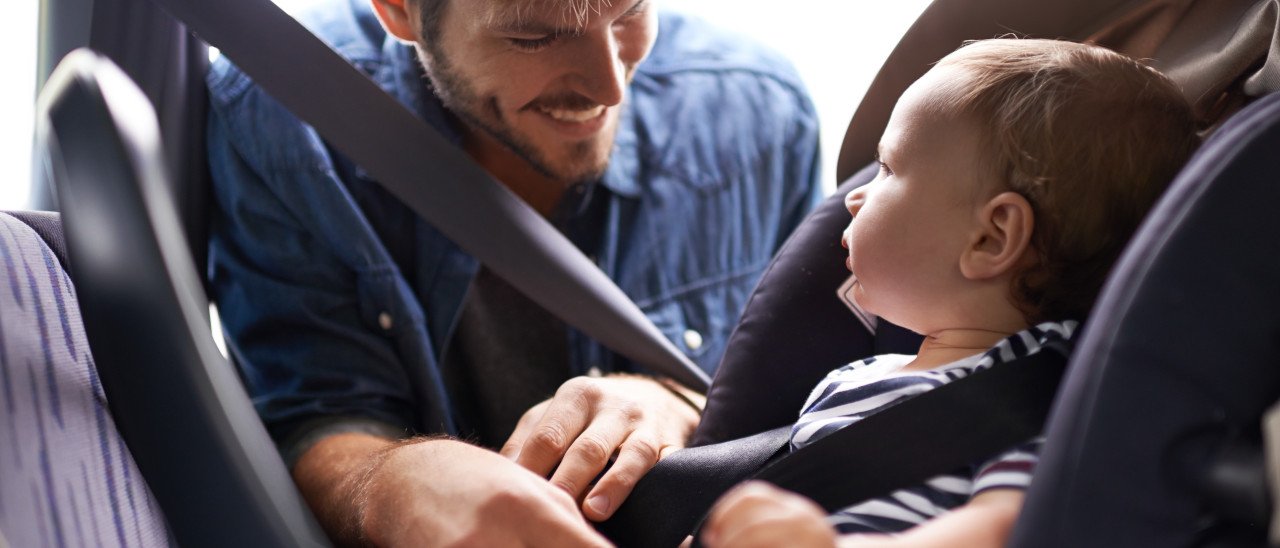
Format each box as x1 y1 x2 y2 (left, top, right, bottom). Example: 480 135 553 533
699 38 1199 547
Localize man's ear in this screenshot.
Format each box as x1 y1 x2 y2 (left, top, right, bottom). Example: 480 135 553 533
960 191 1035 281
370 0 418 43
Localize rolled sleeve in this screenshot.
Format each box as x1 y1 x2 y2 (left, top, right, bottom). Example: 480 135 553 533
206 68 422 449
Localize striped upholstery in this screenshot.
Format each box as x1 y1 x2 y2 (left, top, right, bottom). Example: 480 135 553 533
0 212 170 547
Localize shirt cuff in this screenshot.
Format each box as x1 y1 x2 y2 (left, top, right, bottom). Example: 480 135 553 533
280 417 409 470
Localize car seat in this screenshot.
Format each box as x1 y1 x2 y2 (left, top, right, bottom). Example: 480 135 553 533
34 48 331 548
0 208 171 546
683 0 1280 546
1009 83 1280 548
697 0 1280 448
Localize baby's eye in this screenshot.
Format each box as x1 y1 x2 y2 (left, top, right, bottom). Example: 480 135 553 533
877 161 893 176
508 34 559 52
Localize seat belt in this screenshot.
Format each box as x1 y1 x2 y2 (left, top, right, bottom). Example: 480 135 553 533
137 0 710 391
598 341 1070 547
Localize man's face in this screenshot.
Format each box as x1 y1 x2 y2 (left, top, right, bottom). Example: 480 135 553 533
417 0 658 184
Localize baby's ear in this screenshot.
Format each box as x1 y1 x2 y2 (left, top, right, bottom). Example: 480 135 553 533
369 0 418 44
960 191 1035 281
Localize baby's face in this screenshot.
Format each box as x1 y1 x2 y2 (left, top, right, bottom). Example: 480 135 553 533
841 67 991 333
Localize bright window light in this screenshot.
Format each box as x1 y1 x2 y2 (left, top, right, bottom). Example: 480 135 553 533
673 1 933 191
0 0 38 210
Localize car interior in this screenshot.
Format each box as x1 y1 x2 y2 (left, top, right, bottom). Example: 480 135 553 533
3 0 1280 546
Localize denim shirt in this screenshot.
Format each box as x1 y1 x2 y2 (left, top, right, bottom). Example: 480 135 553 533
205 0 822 458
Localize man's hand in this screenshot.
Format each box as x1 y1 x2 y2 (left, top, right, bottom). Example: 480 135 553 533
700 481 837 548
501 374 703 521
295 434 611 547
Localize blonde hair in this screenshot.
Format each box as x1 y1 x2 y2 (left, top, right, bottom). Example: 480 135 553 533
934 39 1199 323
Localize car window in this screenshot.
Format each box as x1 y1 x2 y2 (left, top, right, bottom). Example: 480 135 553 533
0 0 39 210
674 1 932 191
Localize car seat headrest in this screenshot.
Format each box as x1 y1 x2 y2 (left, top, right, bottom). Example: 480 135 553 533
835 0 1280 182
1089 0 1280 130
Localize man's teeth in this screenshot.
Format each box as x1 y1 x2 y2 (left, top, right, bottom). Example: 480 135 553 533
540 105 605 122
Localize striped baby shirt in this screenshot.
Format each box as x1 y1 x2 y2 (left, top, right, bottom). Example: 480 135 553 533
790 321 1077 534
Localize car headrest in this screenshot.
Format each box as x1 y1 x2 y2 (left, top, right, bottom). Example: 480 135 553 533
836 0 1280 182
690 163 923 446
1009 90 1280 547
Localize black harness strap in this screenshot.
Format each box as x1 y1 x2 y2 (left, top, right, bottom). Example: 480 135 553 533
599 342 1070 547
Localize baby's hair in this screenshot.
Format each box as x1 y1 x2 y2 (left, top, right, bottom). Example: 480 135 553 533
934 39 1199 322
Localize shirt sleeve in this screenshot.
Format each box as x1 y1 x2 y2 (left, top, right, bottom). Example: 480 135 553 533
971 437 1044 496
205 58 423 459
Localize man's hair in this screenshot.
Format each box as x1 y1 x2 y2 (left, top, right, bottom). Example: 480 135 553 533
935 38 1199 323
415 0 448 41
413 0 615 43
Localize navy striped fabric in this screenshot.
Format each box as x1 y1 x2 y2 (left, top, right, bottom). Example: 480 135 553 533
0 213 170 547
791 321 1077 534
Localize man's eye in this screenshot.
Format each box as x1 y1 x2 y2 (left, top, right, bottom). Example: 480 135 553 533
508 35 558 52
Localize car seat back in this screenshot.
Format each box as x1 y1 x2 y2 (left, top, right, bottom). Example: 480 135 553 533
36 49 329 547
35 0 210 278
0 210 171 547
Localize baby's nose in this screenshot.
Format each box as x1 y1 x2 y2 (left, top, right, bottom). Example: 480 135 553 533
845 188 866 215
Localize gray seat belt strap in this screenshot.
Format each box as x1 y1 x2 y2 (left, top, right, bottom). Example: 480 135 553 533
143 0 709 390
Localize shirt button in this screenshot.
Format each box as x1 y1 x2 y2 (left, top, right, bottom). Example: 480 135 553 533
683 329 703 351
378 312 393 331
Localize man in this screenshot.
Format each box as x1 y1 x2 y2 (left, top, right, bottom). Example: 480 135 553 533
205 0 822 543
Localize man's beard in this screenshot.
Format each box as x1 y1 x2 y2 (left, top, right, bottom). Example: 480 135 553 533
418 46 614 185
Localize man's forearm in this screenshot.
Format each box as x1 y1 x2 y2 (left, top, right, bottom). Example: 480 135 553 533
292 432 397 546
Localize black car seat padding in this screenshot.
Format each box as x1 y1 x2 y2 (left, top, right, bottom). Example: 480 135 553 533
2 210 68 270
1010 91 1280 548
691 163 922 446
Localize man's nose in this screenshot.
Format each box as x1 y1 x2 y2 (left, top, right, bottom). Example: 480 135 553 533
565 29 626 107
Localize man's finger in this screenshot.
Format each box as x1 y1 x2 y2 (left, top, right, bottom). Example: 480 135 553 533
548 415 631 502
581 434 663 521
521 485 613 548
501 400 549 459
512 378 601 476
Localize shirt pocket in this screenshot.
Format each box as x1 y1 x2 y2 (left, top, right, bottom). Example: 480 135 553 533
640 267 761 375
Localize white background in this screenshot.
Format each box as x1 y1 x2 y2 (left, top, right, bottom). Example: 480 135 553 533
0 0 931 209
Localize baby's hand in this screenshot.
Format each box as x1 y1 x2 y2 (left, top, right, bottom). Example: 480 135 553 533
700 481 837 548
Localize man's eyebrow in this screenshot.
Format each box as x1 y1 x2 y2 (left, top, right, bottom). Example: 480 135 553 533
487 17 565 36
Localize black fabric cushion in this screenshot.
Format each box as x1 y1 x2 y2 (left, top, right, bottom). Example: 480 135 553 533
691 163 922 446
2 211 68 271
1011 92 1280 547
